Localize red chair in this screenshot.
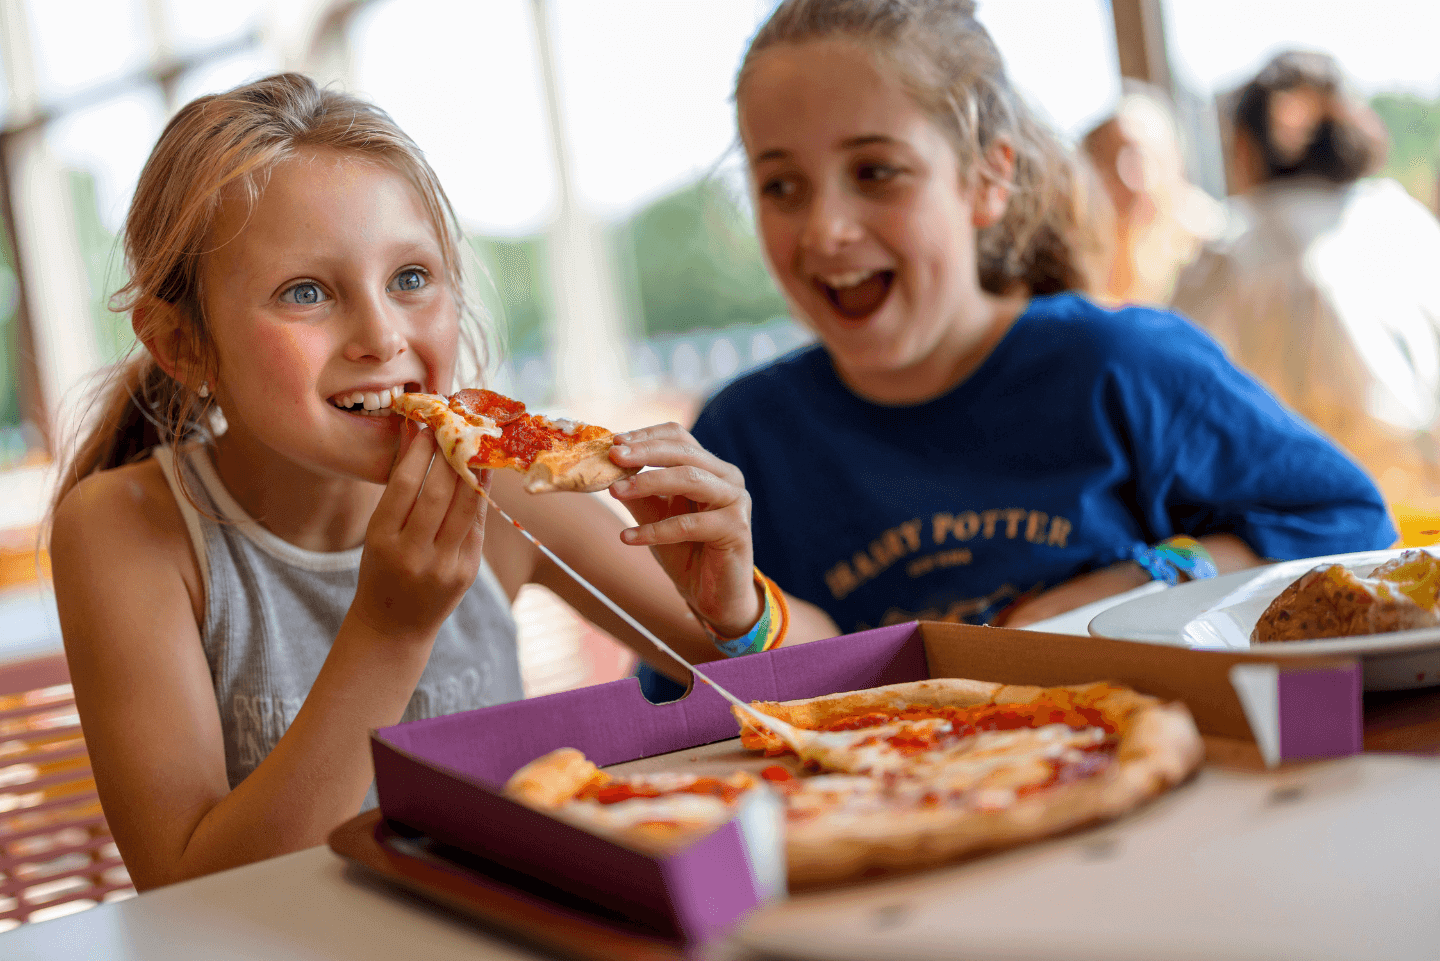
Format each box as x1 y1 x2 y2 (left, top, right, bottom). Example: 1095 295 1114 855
0 652 132 929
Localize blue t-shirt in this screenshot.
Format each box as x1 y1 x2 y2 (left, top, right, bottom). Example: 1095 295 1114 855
639 294 1394 700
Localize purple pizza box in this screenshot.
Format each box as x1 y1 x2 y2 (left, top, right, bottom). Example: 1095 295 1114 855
372 622 927 945
370 620 1362 947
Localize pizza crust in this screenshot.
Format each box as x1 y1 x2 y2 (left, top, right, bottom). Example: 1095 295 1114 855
523 435 638 493
504 750 756 854
505 747 607 808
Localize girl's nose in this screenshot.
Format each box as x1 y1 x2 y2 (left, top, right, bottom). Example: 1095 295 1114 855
344 296 407 363
799 189 863 255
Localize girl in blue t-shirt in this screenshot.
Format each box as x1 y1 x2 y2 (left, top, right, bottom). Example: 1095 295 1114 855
640 0 1395 700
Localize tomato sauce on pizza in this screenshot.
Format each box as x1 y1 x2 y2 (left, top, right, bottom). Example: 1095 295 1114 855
577 775 752 806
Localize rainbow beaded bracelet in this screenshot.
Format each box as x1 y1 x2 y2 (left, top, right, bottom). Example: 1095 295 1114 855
703 569 790 657
1130 535 1218 586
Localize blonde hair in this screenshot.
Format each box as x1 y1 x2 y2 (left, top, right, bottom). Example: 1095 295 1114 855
737 0 1088 295
51 73 481 515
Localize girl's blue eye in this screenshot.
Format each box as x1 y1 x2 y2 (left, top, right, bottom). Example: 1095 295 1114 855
390 268 427 292
281 282 326 305
761 177 797 200
856 163 898 183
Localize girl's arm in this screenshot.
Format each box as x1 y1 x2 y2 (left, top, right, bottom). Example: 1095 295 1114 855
483 424 838 677
52 427 486 890
999 534 1263 628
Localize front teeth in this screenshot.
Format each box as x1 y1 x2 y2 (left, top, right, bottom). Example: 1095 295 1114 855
821 270 878 289
332 385 406 414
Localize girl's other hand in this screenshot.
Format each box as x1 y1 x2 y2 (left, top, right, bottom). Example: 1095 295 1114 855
607 424 761 638
352 420 487 639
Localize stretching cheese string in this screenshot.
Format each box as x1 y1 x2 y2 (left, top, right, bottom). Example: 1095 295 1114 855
477 487 807 753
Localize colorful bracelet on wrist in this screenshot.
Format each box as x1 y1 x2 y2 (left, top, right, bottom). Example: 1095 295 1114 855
1130 536 1218 586
704 569 790 657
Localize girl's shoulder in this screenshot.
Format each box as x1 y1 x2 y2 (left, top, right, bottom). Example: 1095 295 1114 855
1015 293 1223 367
1021 291 1197 334
50 455 204 619
54 456 181 533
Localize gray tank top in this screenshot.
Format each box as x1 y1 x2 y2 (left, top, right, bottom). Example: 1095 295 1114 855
154 445 523 805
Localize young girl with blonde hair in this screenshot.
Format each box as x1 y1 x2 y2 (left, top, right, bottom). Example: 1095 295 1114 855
640 0 1394 701
49 73 830 890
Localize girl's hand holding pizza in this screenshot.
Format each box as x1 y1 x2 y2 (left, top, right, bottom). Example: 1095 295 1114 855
606 423 762 639
351 421 488 640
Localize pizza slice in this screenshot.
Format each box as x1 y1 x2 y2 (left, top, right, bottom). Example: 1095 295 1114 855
504 747 762 851
390 388 640 494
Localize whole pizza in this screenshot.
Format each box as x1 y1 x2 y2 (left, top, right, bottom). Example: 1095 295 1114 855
391 388 640 494
505 677 1203 888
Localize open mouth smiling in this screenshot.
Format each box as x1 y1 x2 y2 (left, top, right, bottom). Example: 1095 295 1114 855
327 382 421 417
815 269 895 321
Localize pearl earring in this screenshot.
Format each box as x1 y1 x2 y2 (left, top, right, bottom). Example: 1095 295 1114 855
198 381 210 398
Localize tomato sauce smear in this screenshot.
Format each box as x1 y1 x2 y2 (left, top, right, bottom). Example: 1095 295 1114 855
821 700 1114 739
450 391 581 469
577 776 748 805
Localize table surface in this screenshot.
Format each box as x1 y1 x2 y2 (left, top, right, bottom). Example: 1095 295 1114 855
1 845 556 961
6 582 1440 961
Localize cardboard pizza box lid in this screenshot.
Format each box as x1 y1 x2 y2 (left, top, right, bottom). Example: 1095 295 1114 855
370 620 1362 951
913 621 1362 762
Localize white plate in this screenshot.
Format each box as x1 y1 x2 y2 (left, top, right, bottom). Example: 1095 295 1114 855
1088 548 1440 691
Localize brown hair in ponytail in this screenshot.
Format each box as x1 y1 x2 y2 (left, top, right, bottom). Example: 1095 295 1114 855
735 0 1089 296
50 73 480 518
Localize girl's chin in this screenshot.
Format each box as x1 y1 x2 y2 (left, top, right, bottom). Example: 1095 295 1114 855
812 311 906 358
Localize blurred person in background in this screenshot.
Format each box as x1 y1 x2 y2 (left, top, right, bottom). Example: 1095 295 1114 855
1081 87 1224 306
1067 149 1119 301
1172 50 1440 528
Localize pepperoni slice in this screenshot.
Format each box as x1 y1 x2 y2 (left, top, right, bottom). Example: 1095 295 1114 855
452 388 527 425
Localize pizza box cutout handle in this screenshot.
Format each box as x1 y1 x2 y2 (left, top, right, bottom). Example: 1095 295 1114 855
1229 661 1363 767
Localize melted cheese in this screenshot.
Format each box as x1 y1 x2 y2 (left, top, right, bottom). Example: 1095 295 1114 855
801 721 1107 802
563 793 734 833
391 393 500 487
534 414 581 435
437 410 501 468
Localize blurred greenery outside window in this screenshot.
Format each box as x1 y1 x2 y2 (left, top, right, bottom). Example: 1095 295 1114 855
1370 94 1440 212
619 177 786 338
470 234 551 360
471 174 792 400
70 170 132 365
